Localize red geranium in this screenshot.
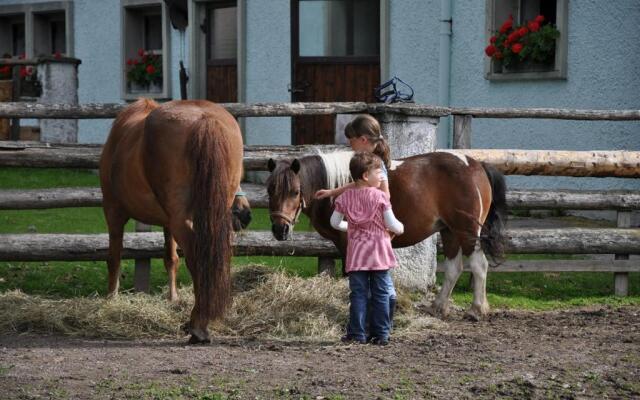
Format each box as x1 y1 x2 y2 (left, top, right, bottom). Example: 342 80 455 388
485 45 497 57
126 49 162 89
485 14 560 70
528 21 540 32
499 15 513 34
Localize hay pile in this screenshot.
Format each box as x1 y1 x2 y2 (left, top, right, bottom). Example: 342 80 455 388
0 265 443 341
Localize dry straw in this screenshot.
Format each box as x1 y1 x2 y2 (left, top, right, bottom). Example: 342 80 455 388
0 265 444 341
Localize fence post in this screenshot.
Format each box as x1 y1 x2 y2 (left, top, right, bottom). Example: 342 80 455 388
10 65 21 140
453 115 472 149
614 211 631 296
377 112 439 292
37 57 80 143
134 221 152 293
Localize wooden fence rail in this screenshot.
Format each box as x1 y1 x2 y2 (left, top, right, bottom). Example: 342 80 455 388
2 141 640 177
1 102 639 120
0 229 638 262
2 186 640 211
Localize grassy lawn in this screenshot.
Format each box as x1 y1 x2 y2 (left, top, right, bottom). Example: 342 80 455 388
0 167 638 309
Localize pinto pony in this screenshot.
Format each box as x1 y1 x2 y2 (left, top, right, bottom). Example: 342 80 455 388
100 99 248 343
266 151 507 320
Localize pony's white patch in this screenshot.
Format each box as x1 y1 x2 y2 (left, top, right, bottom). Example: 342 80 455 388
317 150 354 189
475 186 483 237
389 160 404 170
436 150 469 166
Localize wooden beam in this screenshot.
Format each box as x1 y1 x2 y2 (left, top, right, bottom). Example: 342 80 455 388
436 259 639 272
452 107 640 121
2 142 640 177
1 102 638 120
0 228 638 262
2 186 640 211
457 149 640 178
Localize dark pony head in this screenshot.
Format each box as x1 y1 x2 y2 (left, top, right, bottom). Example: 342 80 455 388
266 158 304 240
231 188 252 231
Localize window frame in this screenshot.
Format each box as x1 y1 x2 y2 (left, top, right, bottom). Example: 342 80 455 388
0 1 73 58
121 0 171 100
484 0 568 81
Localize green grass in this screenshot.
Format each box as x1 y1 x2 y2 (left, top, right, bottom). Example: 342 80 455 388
1 167 638 310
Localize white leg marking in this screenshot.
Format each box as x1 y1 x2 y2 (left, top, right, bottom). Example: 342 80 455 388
433 248 463 315
468 242 490 318
475 186 483 237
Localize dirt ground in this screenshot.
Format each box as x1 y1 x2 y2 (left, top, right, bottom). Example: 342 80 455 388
0 306 638 400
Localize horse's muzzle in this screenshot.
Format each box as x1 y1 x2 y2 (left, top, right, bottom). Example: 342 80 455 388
232 208 252 231
271 223 290 241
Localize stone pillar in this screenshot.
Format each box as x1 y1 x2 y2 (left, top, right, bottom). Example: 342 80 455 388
37 57 81 143
378 112 439 292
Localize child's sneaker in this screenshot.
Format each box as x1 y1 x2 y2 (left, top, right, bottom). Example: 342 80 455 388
369 336 389 346
341 334 366 344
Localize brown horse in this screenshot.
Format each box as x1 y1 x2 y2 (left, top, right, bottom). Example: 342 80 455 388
266 150 507 320
100 98 249 343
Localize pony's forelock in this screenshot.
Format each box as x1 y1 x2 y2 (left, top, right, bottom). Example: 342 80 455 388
317 150 354 189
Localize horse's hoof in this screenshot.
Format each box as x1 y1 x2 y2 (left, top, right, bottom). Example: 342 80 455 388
188 335 211 345
464 304 489 322
427 302 449 319
180 321 191 334
464 311 481 322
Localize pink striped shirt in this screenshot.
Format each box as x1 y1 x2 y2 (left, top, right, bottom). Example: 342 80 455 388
334 187 397 273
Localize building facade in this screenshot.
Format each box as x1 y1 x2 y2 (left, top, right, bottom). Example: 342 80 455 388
1 0 638 189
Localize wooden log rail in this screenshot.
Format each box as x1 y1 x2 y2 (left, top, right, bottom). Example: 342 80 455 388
2 186 640 211
2 142 640 178
1 102 639 120
0 228 638 262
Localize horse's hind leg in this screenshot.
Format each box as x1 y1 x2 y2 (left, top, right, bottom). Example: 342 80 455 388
430 229 463 318
163 228 180 302
104 208 129 298
169 219 210 344
466 242 490 321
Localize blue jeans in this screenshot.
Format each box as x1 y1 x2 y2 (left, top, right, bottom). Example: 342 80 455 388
348 270 393 341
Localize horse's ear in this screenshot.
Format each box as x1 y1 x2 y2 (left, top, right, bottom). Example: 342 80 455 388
268 158 276 172
291 159 301 174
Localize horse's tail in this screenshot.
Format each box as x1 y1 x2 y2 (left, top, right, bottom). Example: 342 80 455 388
186 115 232 322
480 162 507 265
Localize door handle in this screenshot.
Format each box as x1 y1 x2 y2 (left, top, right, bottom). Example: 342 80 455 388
287 81 310 94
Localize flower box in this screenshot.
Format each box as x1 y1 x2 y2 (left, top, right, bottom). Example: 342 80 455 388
125 49 163 95
485 14 560 74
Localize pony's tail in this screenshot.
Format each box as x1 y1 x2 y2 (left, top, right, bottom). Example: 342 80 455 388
480 162 508 265
186 115 232 322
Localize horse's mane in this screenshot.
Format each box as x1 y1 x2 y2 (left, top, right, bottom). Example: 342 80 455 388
317 150 354 190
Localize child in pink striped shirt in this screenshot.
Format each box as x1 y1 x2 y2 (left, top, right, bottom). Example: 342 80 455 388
330 152 404 345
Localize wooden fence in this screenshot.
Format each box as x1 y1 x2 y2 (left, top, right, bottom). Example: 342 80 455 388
0 102 638 295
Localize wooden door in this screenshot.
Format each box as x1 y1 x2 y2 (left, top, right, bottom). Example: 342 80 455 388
292 0 380 145
206 1 237 103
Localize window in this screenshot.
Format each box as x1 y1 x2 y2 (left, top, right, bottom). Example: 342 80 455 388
485 0 568 81
121 0 170 99
0 2 72 58
34 11 67 55
298 0 379 58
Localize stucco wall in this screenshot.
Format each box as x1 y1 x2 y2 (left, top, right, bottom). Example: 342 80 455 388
73 0 187 143
449 0 640 189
